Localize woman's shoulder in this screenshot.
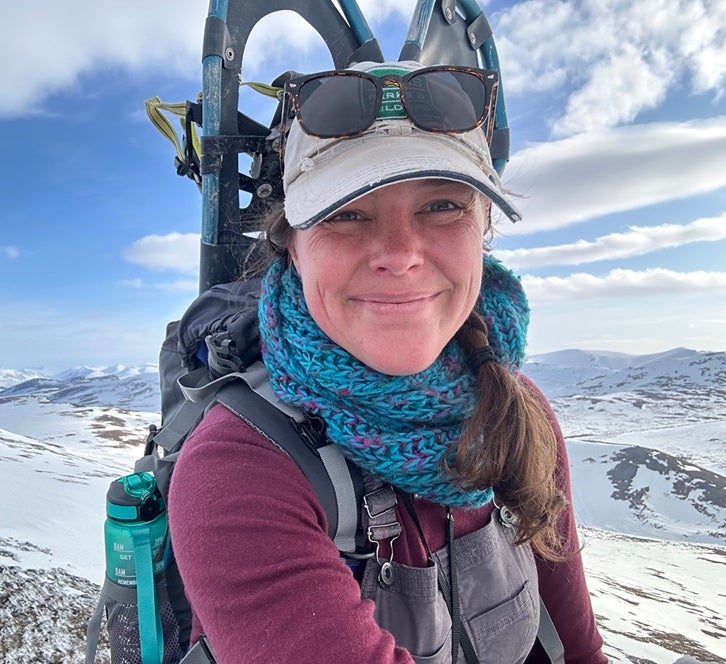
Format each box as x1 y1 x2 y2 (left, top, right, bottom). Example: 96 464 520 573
516 372 552 408
171 402 319 504
516 371 565 440
178 401 300 461
184 400 268 444
169 401 330 537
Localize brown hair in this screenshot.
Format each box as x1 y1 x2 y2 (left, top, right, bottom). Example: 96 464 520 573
453 315 566 559
261 205 566 560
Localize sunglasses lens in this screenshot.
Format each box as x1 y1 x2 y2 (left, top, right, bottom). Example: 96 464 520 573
289 67 496 144
296 74 378 137
406 70 490 132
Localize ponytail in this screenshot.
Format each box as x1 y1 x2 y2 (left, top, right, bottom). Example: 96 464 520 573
452 312 566 560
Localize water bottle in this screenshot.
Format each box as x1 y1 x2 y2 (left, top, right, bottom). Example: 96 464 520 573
105 472 167 585
104 472 181 664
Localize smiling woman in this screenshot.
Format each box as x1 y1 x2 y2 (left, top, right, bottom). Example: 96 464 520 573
288 180 488 376
168 59 607 664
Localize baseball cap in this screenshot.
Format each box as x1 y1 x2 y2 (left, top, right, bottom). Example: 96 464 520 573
282 60 521 229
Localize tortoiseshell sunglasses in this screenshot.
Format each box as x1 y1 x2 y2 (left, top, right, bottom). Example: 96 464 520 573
279 65 499 158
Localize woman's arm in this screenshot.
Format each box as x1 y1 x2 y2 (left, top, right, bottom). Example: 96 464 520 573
168 403 414 664
521 375 607 664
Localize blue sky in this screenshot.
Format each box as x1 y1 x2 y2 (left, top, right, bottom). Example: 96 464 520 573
1 0 725 370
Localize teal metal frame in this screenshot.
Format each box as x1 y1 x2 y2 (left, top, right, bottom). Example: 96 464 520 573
198 0 509 292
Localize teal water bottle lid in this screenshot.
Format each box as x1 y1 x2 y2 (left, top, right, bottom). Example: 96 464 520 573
107 472 164 522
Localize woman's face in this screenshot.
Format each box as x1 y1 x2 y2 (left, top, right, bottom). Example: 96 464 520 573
288 180 489 375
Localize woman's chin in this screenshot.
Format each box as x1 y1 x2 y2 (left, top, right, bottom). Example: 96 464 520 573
356 350 440 377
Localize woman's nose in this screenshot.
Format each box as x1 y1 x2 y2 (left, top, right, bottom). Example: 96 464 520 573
368 215 424 275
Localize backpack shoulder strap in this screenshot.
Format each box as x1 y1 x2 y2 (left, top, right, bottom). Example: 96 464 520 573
537 596 565 663
213 364 361 554
134 365 218 495
139 360 363 555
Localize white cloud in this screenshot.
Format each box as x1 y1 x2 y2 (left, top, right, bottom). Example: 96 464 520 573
119 278 144 289
494 1 579 95
496 0 725 136
1 3 207 117
496 214 726 268
239 12 341 74
523 268 726 304
677 0 726 93
503 117 726 232
525 295 726 355
554 43 672 137
0 0 446 121
119 276 196 292
2 246 20 259
337 0 415 25
3 0 723 129
1 2 378 118
122 233 199 274
522 266 726 352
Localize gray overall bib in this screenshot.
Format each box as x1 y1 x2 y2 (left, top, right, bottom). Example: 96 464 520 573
360 501 540 664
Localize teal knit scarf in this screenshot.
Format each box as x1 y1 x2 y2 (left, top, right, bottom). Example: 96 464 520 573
258 254 529 508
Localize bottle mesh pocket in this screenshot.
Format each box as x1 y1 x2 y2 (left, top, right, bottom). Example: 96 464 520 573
107 599 183 664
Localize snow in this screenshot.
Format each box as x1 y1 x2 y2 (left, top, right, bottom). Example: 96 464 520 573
0 349 724 663
567 441 724 545
0 427 131 581
580 528 726 663
0 368 42 389
0 387 157 582
610 420 726 475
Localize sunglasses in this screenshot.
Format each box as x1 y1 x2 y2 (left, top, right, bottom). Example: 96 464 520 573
279 65 499 161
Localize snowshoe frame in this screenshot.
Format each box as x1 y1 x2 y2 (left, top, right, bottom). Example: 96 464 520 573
193 0 511 290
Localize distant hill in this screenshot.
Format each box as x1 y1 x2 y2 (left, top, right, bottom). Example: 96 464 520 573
523 347 726 398
4 347 724 412
0 363 160 412
0 368 43 390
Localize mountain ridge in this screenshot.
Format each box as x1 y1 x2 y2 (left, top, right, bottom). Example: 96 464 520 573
3 346 723 398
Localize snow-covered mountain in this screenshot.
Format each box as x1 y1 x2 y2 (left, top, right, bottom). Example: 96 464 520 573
1 363 160 412
525 347 725 396
0 368 43 390
0 350 724 663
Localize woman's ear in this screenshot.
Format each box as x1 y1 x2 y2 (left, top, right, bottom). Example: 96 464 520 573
287 233 299 270
481 197 494 250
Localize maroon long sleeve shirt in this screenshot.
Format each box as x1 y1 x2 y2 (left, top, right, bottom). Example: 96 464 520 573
169 379 605 663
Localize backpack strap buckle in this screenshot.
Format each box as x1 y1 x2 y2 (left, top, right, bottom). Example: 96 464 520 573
205 332 246 376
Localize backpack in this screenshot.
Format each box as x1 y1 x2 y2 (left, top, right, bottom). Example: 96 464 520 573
85 279 369 664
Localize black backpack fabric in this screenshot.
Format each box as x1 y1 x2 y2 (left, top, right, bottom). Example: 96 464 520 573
86 280 364 663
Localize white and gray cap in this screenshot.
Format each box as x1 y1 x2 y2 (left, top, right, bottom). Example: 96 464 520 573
282 60 521 229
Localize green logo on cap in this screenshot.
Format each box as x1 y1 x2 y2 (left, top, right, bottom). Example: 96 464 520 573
367 66 410 120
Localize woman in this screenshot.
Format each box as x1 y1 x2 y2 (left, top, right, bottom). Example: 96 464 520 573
169 61 606 663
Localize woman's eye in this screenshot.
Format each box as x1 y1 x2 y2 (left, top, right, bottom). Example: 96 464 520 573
324 209 363 223
428 200 460 213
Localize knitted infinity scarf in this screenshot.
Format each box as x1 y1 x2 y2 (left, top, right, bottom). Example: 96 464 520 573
258 255 529 508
